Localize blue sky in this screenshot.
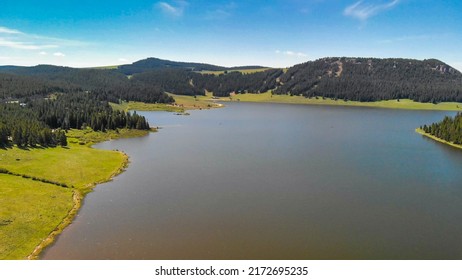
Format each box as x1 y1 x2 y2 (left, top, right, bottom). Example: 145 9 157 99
0 0 461 70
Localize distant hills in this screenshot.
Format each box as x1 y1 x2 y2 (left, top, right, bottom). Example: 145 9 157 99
1 57 461 104
116 57 266 75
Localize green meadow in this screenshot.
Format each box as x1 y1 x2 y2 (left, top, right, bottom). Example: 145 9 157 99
217 91 462 111
0 128 149 259
0 174 74 260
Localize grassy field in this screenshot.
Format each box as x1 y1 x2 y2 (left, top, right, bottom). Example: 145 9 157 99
113 91 462 115
0 142 127 191
198 68 273 75
110 92 222 113
110 101 183 112
415 128 462 150
88 65 120 70
0 174 74 260
67 127 150 146
0 128 150 259
215 92 462 111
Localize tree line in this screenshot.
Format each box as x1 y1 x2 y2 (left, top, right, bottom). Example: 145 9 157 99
420 113 462 145
0 103 67 147
0 92 150 148
2 57 462 105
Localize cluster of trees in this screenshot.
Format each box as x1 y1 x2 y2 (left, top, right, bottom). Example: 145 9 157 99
0 92 150 148
0 73 63 100
421 113 462 145
132 68 283 97
31 92 150 131
197 69 283 96
0 104 67 147
273 58 462 103
0 65 173 104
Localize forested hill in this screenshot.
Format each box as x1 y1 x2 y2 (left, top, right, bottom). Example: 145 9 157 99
1 57 462 104
117 57 267 75
273 58 462 103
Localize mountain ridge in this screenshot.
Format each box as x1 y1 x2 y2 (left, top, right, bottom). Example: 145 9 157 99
1 56 461 104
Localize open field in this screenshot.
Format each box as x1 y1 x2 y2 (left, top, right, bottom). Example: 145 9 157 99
110 92 222 112
67 127 150 146
0 129 151 259
110 101 184 113
198 68 273 75
216 92 462 111
113 91 462 114
0 143 126 191
0 174 74 260
88 65 120 70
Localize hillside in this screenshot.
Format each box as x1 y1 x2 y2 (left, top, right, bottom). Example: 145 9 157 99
1 57 462 104
273 57 462 103
116 57 267 75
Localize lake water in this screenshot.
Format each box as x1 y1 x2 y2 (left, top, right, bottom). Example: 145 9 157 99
42 103 462 259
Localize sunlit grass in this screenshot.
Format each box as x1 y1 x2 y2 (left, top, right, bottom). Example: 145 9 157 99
0 174 73 260
198 68 273 75
0 127 145 259
215 91 462 111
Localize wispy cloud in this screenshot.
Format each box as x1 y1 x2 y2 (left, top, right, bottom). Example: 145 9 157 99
276 50 308 58
205 2 237 20
118 58 128 62
0 26 23 34
157 1 188 17
0 25 90 52
377 34 437 44
53 52 66 57
0 38 58 50
344 0 400 21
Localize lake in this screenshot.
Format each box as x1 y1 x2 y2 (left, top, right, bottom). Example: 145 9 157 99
42 102 462 259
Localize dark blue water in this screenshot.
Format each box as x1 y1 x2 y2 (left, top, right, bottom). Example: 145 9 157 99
43 103 462 259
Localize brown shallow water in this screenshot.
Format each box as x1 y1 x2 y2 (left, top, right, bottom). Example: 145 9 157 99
42 103 462 259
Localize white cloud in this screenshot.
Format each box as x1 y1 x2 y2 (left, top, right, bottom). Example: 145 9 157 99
118 58 128 62
344 0 400 21
0 26 23 34
39 51 48 55
157 1 188 17
53 52 66 57
0 26 90 52
276 50 308 58
0 38 58 50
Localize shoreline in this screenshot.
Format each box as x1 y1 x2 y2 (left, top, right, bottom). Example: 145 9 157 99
16 127 144 259
213 93 462 112
415 128 462 150
26 150 130 260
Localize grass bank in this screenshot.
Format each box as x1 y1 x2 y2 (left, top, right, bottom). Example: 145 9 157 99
110 101 184 113
0 174 73 260
110 92 223 113
415 128 462 150
0 128 148 259
216 92 462 111
197 67 272 75
114 92 462 114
